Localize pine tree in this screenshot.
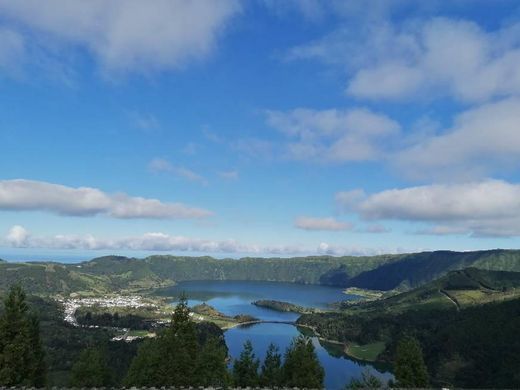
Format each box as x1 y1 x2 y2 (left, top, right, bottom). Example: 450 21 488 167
124 339 162 387
195 336 231 387
282 335 324 389
26 314 46 387
232 340 260 387
161 294 200 385
260 343 282 387
125 295 202 387
0 285 46 387
69 347 113 387
394 335 429 388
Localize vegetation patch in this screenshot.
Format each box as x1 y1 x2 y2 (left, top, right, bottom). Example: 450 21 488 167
346 341 386 361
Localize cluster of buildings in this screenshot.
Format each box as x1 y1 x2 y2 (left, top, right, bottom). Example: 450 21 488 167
56 295 157 327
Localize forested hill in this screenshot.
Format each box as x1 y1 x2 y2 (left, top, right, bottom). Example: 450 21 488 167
340 249 520 290
1 250 520 295
81 254 400 284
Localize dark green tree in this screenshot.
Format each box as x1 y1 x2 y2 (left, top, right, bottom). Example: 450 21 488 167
126 295 219 387
124 339 162 386
394 336 429 388
232 340 260 387
346 369 383 389
161 294 200 385
282 336 324 388
260 343 282 387
195 336 230 387
69 347 113 387
0 285 46 387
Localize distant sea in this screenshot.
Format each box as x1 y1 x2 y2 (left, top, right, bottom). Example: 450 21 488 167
0 249 261 263
0 251 95 263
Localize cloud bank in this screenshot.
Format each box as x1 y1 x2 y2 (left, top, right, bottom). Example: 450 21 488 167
2 225 402 257
0 179 212 219
337 180 520 237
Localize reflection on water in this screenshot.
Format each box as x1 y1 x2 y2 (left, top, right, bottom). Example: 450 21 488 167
226 323 392 390
160 280 392 389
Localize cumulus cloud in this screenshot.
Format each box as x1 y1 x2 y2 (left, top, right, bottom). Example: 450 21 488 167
0 0 240 74
265 107 400 162
0 179 212 219
337 180 520 237
6 225 29 247
1 226 405 256
295 216 352 231
289 18 520 103
395 98 520 180
149 158 208 185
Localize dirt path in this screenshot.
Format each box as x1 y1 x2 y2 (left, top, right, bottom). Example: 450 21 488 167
439 289 460 311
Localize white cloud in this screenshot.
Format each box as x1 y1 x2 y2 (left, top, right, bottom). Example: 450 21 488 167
6 225 29 247
1 225 405 256
265 107 400 162
149 158 208 185
0 179 212 219
337 180 520 237
0 0 240 74
396 98 520 180
295 216 352 231
316 241 403 256
348 18 520 102
290 18 520 103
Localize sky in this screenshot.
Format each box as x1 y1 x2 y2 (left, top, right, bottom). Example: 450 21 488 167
1 0 520 261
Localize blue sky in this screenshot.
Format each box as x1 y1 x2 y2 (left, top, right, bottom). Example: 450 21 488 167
1 0 520 260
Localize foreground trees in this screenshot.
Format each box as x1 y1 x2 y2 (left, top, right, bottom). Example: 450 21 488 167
69 347 113 387
0 287 330 388
394 335 429 388
260 343 282 386
0 285 46 387
233 336 324 388
124 296 229 387
282 336 325 388
232 340 260 387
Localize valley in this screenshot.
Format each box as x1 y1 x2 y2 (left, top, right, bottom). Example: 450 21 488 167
1 250 520 388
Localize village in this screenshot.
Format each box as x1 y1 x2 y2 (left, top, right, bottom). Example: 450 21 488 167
56 294 238 342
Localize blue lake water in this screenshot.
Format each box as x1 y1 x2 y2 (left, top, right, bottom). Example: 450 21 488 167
166 280 393 389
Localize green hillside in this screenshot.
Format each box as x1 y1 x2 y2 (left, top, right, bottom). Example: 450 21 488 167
298 268 520 387
342 249 520 290
0 261 111 295
1 250 520 296
79 254 402 285
339 268 520 314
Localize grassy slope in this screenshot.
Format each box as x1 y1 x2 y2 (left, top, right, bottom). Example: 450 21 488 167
297 268 520 386
337 267 520 315
0 262 112 295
